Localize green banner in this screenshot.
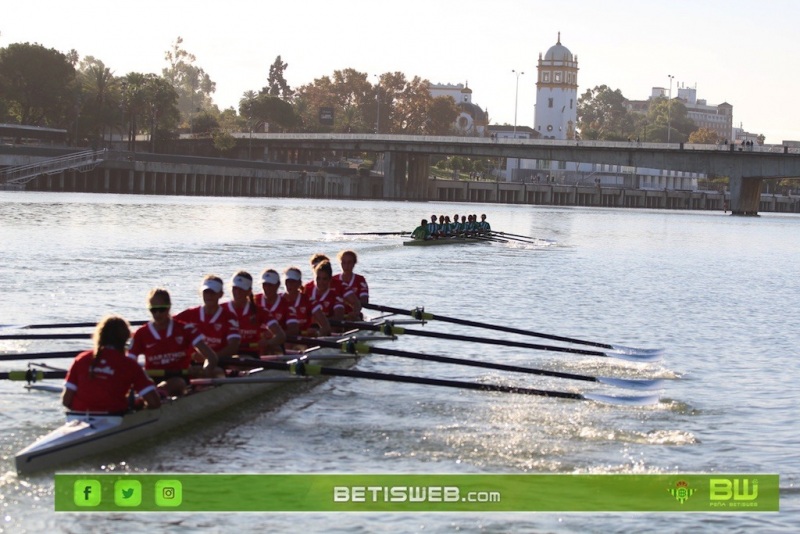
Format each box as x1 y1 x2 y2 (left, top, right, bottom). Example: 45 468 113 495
54 474 779 512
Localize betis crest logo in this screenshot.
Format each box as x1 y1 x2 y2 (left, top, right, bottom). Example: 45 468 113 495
668 480 696 504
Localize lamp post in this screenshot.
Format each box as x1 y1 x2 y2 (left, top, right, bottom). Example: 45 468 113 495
373 74 380 134
667 74 674 143
512 69 524 137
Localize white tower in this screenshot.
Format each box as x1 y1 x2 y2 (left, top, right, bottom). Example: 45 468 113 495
534 33 578 140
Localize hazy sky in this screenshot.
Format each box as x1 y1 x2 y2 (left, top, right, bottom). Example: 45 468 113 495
3 0 799 143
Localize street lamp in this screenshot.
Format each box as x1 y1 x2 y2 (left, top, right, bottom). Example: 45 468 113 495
373 74 380 134
667 74 674 143
512 69 524 137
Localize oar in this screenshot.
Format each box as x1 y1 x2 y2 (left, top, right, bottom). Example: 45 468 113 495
0 351 79 361
0 368 190 381
224 358 658 406
342 231 408 236
0 333 91 340
489 232 542 245
332 320 660 363
290 337 666 391
0 320 148 331
362 304 662 358
492 231 556 243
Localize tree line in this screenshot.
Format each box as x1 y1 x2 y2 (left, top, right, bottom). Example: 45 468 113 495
0 39 464 154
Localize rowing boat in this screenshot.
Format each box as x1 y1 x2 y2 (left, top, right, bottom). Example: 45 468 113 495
14 328 387 475
403 236 491 247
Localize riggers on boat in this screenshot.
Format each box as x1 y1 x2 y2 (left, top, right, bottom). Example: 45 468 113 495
15 330 385 475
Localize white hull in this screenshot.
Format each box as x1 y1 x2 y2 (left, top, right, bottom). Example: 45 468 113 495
15 346 367 474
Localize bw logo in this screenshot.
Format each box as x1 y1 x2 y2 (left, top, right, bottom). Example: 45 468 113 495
668 480 696 504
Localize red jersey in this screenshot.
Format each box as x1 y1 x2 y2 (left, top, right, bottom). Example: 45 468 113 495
224 301 279 352
255 293 296 329
332 273 369 302
306 283 344 318
282 291 314 332
129 319 204 371
174 305 240 353
64 347 156 413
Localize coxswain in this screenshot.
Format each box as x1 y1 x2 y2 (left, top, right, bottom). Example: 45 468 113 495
63 315 161 413
175 275 241 360
129 288 220 396
225 271 285 357
411 219 430 240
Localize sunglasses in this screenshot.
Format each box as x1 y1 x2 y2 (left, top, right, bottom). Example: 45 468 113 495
149 305 171 313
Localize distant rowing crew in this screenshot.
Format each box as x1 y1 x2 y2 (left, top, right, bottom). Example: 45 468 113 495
411 213 491 241
62 249 369 414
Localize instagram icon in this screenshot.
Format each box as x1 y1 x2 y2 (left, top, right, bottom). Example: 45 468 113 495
155 480 183 507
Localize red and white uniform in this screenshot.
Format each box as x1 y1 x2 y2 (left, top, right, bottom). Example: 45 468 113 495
174 305 240 353
332 273 369 303
306 283 344 318
129 319 204 371
225 301 279 353
65 347 156 413
282 291 314 333
255 293 296 330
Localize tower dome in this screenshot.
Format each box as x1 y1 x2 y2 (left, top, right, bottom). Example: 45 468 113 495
544 34 573 62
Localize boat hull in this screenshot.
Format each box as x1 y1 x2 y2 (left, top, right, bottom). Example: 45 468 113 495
14 348 365 474
403 237 490 246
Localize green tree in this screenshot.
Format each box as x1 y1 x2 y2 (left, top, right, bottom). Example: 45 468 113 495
0 42 76 126
240 91 296 132
688 127 720 144
645 97 696 143
262 55 293 99
76 56 117 145
162 36 216 131
577 85 634 140
428 96 459 135
377 72 433 134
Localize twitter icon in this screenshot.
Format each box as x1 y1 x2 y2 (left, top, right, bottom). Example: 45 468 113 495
114 480 142 507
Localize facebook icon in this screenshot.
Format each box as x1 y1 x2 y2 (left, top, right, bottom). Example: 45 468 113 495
74 479 101 507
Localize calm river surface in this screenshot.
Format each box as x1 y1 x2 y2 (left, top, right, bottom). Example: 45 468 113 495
1 191 798 532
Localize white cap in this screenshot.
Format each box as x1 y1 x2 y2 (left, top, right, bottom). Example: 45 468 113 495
231 275 252 291
285 268 302 281
261 271 280 285
201 278 224 293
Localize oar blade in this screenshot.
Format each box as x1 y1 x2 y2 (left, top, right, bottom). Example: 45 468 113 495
595 376 667 391
605 349 663 363
582 392 661 406
610 345 665 358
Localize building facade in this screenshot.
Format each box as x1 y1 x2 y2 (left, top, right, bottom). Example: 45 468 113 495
429 83 489 136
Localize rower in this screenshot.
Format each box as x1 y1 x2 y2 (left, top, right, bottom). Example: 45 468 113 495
175 275 241 361
427 215 440 239
255 268 296 343
307 259 346 324
129 288 220 396
304 253 330 294
333 249 369 310
282 266 331 337
225 271 285 357
63 315 161 413
479 213 491 233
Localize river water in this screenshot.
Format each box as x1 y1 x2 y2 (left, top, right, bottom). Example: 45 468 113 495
0 191 798 532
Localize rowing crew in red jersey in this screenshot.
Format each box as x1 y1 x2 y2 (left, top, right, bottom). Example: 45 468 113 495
63 316 160 413
174 275 241 360
129 287 219 396
333 249 368 319
282 266 332 337
255 268 296 332
225 270 286 356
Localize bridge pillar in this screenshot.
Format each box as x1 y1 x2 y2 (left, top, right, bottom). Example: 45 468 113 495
381 152 406 199
729 175 762 216
407 154 430 200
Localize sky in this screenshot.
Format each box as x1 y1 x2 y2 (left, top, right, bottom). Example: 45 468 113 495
3 0 799 144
